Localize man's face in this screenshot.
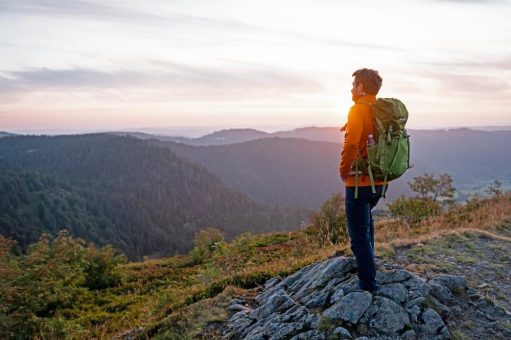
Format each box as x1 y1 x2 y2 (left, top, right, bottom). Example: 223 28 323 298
351 79 365 101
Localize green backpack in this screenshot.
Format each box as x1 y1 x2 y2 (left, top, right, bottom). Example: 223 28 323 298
353 98 412 199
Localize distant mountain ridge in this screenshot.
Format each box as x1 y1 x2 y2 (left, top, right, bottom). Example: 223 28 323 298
153 129 511 209
145 127 341 145
0 131 17 138
117 126 511 146
155 137 347 208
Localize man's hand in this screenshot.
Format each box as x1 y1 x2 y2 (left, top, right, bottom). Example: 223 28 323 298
339 168 348 182
339 122 347 132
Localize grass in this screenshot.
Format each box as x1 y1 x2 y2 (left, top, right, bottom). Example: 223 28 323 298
5 194 511 339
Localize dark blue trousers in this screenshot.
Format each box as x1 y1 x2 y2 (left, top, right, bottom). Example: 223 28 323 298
345 185 386 291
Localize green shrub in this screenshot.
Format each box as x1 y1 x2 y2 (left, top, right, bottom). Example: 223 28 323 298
387 196 441 224
408 173 456 206
0 230 127 338
189 227 225 264
309 193 348 246
84 244 127 290
486 179 502 197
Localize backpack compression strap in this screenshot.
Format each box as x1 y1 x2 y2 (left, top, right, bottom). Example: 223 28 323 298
354 149 377 199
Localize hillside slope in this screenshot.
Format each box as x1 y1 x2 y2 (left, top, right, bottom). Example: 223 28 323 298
159 138 346 208
152 129 511 209
1 194 509 339
0 134 307 258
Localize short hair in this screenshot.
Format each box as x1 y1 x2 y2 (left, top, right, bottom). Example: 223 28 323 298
352 68 382 95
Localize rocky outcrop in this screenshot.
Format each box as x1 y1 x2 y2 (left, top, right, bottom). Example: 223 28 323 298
222 256 483 340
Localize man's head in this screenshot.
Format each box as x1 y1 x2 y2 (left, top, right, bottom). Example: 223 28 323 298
351 68 382 101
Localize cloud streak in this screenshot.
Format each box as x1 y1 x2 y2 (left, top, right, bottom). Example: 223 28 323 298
435 73 510 95
0 63 324 101
0 0 258 32
0 0 398 52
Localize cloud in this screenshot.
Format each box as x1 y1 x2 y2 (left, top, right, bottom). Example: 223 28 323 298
407 57 511 98
425 0 504 3
0 0 399 52
0 0 257 32
424 58 511 72
0 63 324 101
419 71 511 97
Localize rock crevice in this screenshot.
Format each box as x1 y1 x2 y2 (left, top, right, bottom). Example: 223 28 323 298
222 256 482 340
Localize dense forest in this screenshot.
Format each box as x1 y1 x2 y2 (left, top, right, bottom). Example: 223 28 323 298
150 128 511 208
0 134 308 259
159 138 346 208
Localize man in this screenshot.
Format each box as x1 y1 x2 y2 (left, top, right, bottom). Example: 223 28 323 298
339 68 387 292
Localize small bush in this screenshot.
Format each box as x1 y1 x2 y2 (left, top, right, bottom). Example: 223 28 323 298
190 227 225 264
84 244 127 290
387 196 441 224
0 230 127 338
309 193 348 246
486 180 502 197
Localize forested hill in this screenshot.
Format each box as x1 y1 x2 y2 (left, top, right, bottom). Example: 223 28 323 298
154 138 410 208
0 134 307 259
151 129 511 208
158 138 346 208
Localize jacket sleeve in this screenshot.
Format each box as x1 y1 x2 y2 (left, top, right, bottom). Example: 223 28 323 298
340 105 363 179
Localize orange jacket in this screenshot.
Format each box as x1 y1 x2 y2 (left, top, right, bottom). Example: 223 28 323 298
340 94 387 188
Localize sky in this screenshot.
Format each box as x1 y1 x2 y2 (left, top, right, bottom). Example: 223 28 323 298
1 0 510 135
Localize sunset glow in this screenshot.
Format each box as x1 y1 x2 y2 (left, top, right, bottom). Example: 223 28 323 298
1 0 510 134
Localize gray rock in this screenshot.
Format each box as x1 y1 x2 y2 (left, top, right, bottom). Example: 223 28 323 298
265 321 306 339
420 308 445 334
339 276 363 294
322 276 349 296
323 291 373 323
316 257 355 287
224 258 474 340
369 297 410 334
376 269 413 285
291 257 354 302
288 265 328 299
401 329 417 339
281 304 310 323
429 282 456 305
255 285 282 306
436 326 451 340
429 274 467 294
289 330 326 340
241 323 265 339
302 289 330 309
305 313 321 328
404 297 427 309
406 304 421 323
466 287 480 300
359 300 380 324
428 296 452 319
250 289 296 320
404 276 431 300
275 263 315 292
449 306 461 316
376 283 408 304
329 287 345 305
264 277 282 289
333 326 352 338
227 303 252 313
228 312 254 333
